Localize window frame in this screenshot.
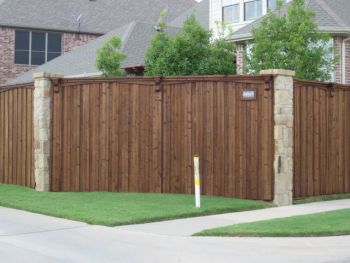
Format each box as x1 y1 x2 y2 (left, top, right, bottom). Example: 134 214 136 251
267 0 275 10
15 30 62 66
14 31 30 65
267 0 286 11
244 0 263 21
222 3 240 24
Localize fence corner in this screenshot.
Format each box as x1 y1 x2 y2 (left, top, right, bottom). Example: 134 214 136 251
33 72 63 192
261 69 295 206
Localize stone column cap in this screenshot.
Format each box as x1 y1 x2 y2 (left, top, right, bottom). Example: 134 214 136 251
260 69 296 77
33 72 64 79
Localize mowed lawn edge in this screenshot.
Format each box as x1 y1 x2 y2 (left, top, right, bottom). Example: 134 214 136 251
294 193 350 205
0 184 272 227
194 208 350 237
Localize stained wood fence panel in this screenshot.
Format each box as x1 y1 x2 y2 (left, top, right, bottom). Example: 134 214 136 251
3 76 350 201
0 84 34 188
293 80 350 198
51 76 274 200
51 80 161 193
160 79 274 200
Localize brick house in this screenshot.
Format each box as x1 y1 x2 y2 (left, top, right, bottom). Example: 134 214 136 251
0 0 197 85
9 0 209 84
210 0 350 84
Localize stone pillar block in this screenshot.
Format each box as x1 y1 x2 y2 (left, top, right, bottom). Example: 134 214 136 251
33 72 63 192
261 69 295 206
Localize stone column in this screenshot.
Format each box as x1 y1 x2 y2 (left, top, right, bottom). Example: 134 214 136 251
33 72 62 191
261 69 295 206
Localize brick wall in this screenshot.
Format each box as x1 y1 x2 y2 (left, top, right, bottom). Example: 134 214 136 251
63 33 98 53
345 40 350 84
0 27 35 85
333 36 344 84
333 36 350 84
0 26 99 85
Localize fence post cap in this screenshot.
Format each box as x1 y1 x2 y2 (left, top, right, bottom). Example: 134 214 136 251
33 72 64 80
260 69 295 77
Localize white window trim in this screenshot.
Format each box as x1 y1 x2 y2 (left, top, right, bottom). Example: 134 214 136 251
244 0 263 21
223 4 240 24
219 0 290 28
15 31 62 66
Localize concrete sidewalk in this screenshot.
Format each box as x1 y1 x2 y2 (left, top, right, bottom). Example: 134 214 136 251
117 199 350 236
1 200 350 262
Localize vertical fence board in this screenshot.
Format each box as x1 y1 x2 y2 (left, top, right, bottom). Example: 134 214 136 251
0 84 34 188
0 93 4 184
162 84 171 193
52 86 61 191
47 77 275 200
98 83 109 191
294 80 350 198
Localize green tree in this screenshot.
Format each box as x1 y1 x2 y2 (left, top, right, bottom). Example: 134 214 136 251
143 10 170 76
245 0 334 81
144 14 235 76
96 36 127 77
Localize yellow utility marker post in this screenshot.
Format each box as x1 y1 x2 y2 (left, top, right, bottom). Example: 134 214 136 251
194 156 201 208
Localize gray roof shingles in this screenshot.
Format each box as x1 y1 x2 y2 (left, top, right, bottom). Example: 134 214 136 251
9 0 209 84
10 22 182 84
0 0 196 34
232 0 350 42
169 0 209 29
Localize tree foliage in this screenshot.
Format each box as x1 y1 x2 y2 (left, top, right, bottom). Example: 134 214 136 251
144 14 235 76
96 36 127 77
245 0 334 81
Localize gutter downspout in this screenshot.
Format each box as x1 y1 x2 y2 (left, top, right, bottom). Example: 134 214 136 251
342 37 350 84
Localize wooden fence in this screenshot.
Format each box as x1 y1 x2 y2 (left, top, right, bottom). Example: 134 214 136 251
2 76 350 201
0 83 35 188
51 76 274 200
293 80 350 198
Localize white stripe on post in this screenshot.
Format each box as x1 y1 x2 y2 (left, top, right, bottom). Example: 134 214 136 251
194 156 201 208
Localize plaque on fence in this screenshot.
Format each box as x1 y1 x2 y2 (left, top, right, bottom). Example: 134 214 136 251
241 89 257 100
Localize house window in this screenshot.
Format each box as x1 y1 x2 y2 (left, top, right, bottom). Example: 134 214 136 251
223 4 240 24
15 31 62 65
244 0 262 21
267 0 286 11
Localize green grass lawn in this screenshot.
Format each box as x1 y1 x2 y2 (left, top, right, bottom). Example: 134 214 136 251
294 193 350 204
0 184 272 226
195 209 350 237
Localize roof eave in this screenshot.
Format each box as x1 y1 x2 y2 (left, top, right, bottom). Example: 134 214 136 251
320 27 350 36
229 33 253 43
230 27 350 43
0 24 105 35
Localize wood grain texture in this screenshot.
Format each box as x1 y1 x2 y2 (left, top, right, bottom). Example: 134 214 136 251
0 84 34 188
293 80 350 198
50 76 274 200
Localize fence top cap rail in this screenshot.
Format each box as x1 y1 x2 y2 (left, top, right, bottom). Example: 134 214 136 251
0 82 34 93
294 78 350 91
33 72 64 79
294 78 331 87
51 74 275 85
260 69 296 77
